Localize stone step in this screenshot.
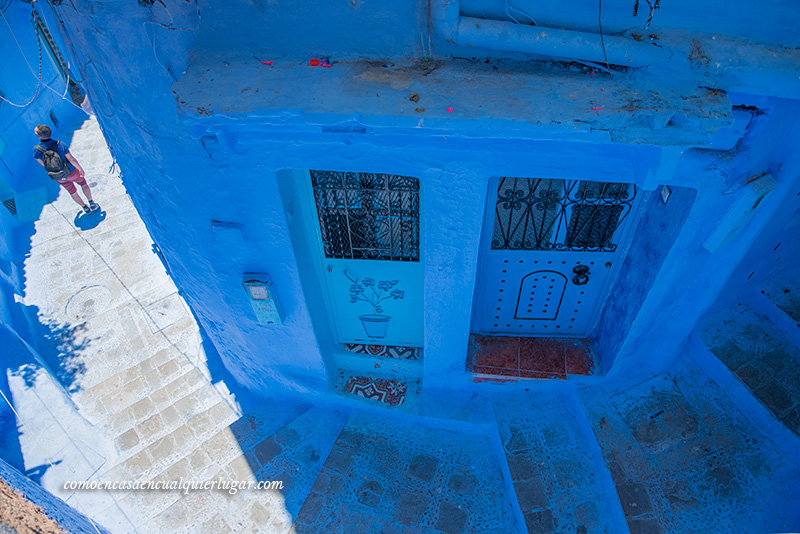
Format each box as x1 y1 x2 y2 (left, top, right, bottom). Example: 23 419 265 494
111 384 238 460
292 411 520 533
101 388 239 481
758 267 800 325
697 302 800 436
493 391 625 533
140 405 349 533
579 358 800 534
102 362 208 425
97 396 241 525
109 399 315 530
73 347 194 420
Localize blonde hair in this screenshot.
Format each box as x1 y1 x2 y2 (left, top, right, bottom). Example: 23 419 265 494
35 124 52 138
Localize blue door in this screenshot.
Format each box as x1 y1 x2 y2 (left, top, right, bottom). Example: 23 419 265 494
474 177 640 336
305 170 423 346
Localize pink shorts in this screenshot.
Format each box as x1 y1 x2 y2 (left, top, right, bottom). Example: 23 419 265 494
56 169 87 195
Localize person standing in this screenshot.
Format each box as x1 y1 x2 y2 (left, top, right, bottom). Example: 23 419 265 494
33 124 99 214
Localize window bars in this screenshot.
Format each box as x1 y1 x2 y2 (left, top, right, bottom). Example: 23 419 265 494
492 177 636 252
310 170 420 261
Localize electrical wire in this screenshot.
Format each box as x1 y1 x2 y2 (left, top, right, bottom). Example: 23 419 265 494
598 0 611 74
0 7 43 108
643 0 660 30
505 1 537 25
0 4 84 111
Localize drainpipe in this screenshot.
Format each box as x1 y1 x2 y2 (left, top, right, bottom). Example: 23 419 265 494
431 0 671 67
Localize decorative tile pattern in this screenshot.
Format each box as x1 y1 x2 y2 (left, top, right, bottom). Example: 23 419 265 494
466 335 598 380
344 344 422 360
698 303 800 436
342 376 407 406
494 393 622 534
582 359 800 533
293 412 519 533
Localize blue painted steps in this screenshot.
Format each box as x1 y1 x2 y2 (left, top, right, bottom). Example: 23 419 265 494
292 411 521 533
697 300 800 436
242 406 349 517
578 358 800 534
493 390 625 534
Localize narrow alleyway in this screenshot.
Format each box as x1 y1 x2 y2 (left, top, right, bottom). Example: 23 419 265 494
3 118 799 533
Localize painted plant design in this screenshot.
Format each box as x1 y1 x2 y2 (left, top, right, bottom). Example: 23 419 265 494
345 273 405 313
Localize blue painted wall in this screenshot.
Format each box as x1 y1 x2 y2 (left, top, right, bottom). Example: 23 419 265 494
592 186 697 374
0 1 85 221
0 0 85 342
460 0 800 47
37 0 800 397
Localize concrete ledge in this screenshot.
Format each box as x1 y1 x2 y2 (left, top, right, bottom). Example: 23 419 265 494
173 58 732 146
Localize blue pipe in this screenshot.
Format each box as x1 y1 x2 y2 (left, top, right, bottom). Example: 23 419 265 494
431 0 671 67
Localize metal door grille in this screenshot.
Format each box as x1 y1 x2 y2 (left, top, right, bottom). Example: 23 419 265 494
311 170 420 261
492 177 636 252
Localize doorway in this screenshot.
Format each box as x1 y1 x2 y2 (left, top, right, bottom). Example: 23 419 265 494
303 170 424 348
473 176 641 337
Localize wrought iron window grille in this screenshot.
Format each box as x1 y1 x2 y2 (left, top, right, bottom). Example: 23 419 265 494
492 177 637 252
310 170 420 261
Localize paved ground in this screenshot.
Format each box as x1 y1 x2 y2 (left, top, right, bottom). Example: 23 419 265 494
494 392 623 533
293 412 517 533
3 117 800 534
10 118 295 533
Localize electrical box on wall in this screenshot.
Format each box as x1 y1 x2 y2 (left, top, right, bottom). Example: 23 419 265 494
703 174 777 253
243 273 284 325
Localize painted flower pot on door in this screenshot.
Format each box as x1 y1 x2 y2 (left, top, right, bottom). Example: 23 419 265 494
304 170 423 347
358 314 390 338
347 274 405 339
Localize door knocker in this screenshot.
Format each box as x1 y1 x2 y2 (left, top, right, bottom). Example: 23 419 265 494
572 265 590 285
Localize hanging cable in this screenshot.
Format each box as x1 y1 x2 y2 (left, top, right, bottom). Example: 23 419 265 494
598 0 611 74
0 8 43 108
0 5 85 111
505 0 537 25
643 0 660 30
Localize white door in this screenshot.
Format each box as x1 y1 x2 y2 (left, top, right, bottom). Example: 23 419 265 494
473 177 640 336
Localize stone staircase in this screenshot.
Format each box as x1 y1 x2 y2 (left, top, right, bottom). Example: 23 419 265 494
21 322 800 534
697 272 800 437
493 391 624 533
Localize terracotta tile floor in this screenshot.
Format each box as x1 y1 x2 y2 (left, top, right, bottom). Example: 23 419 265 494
466 334 597 380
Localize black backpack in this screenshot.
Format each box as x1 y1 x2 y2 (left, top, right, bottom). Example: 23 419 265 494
35 141 71 181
